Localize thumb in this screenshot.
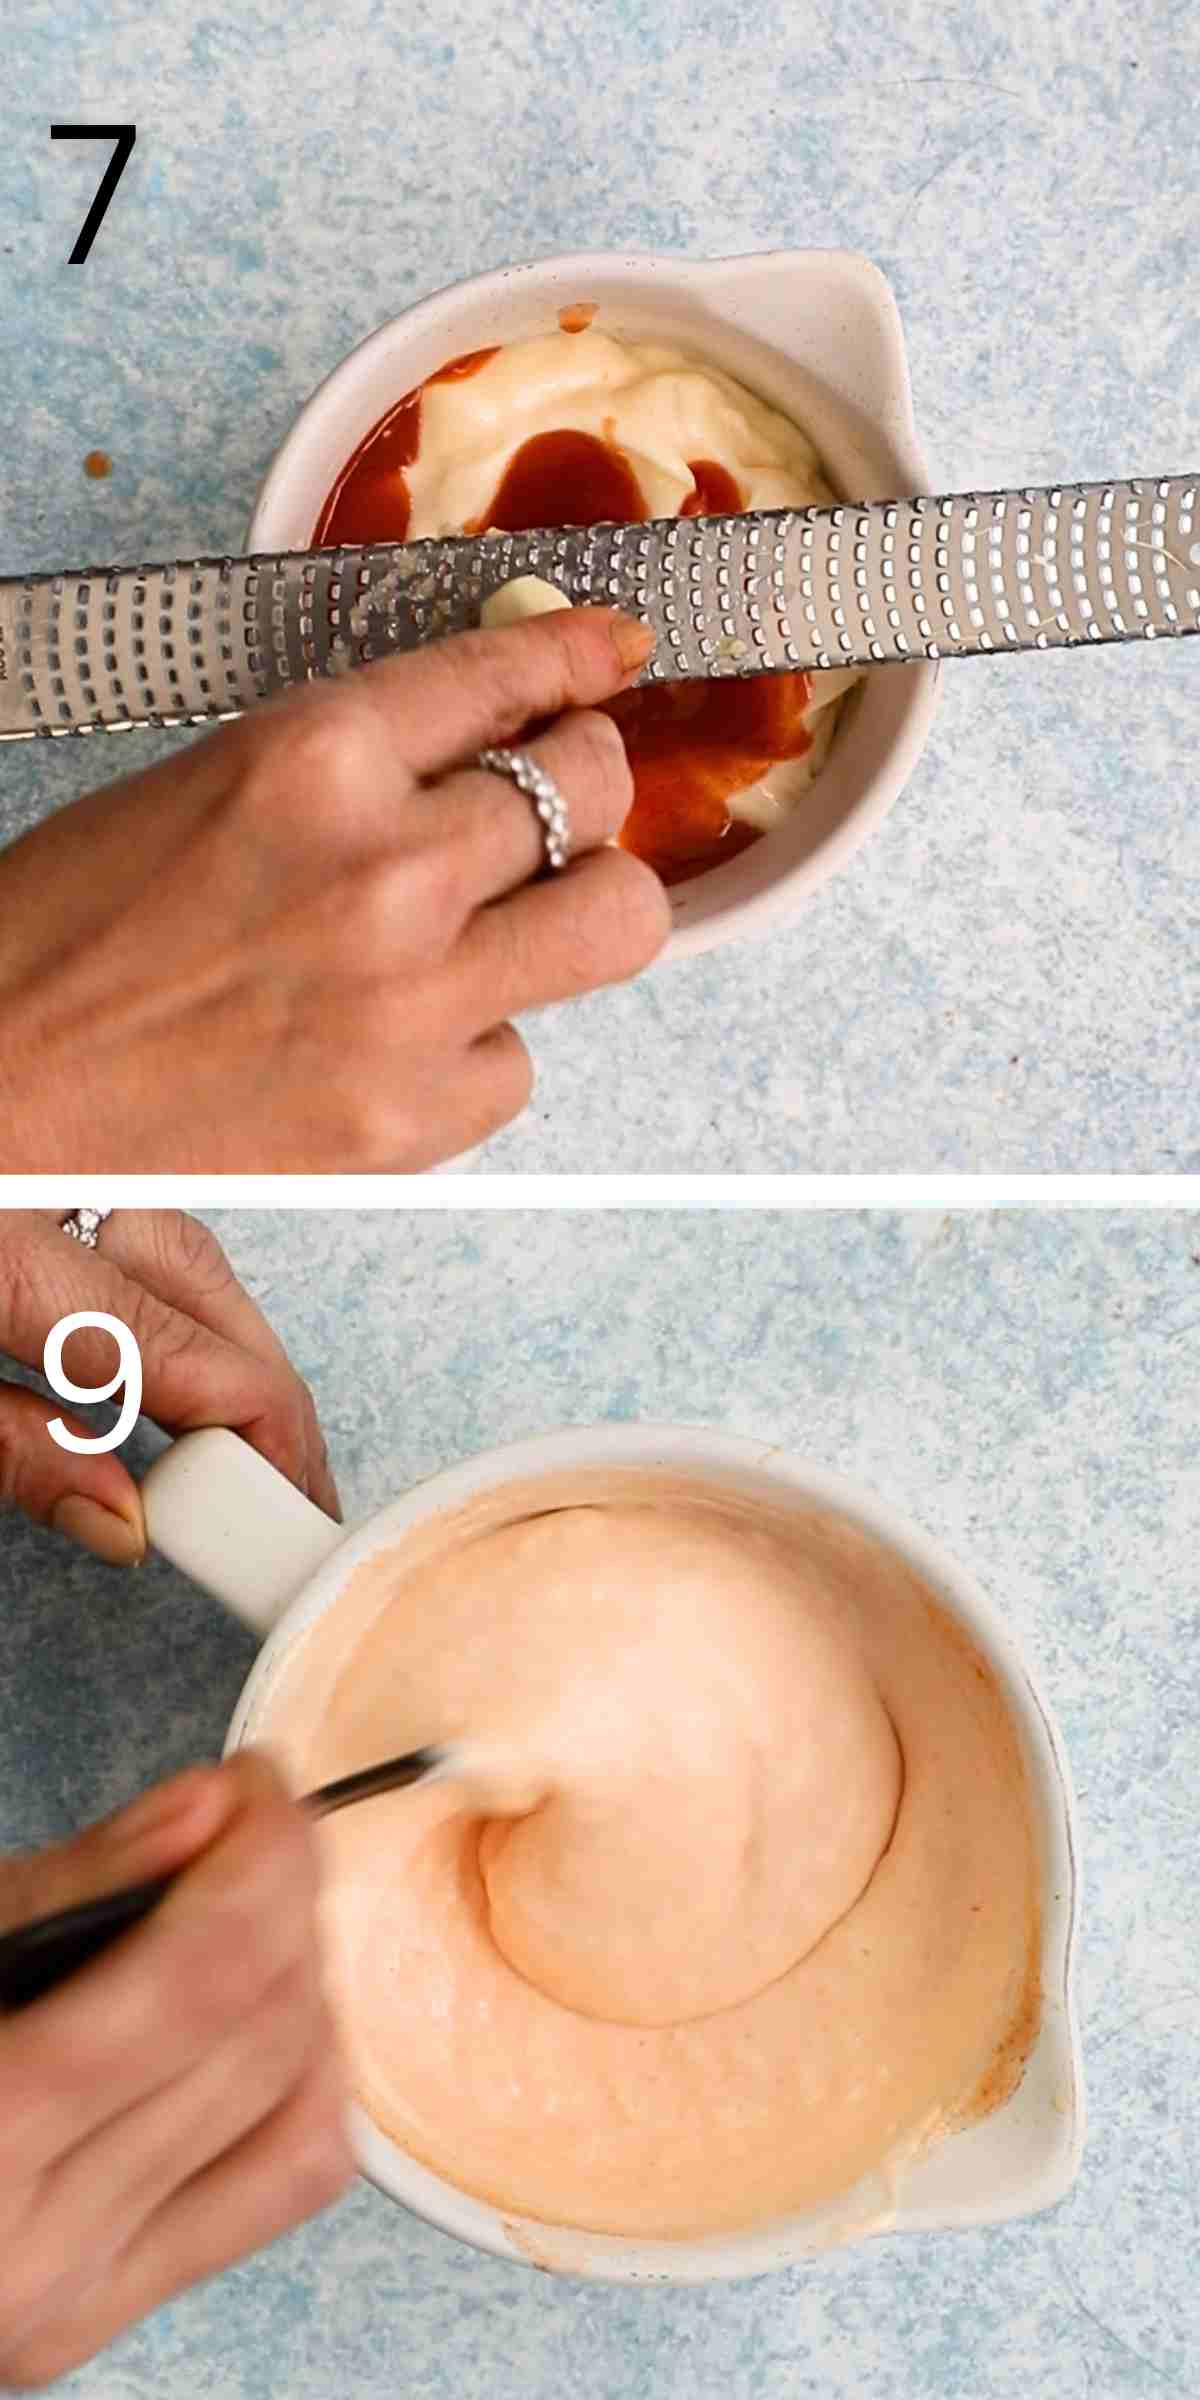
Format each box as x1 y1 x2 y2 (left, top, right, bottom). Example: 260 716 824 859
0 1379 145 1566
0 1765 233 1937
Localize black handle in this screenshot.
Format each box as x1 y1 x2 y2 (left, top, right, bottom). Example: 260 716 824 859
0 1744 446 2012
0 1876 172 2011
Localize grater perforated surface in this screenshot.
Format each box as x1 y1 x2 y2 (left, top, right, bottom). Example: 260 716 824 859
1 477 1196 739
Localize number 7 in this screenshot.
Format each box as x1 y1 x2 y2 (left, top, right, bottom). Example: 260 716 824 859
50 124 137 265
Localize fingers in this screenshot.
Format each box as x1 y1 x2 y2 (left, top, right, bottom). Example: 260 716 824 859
0 1380 144 1566
0 1782 348 2396
1 1752 318 2168
130 2042 352 2311
42 1945 333 2284
93 1212 341 1521
420 705 634 907
441 1023 535 1158
355 608 656 778
0 1767 227 1938
2 2048 352 2389
345 1021 535 1173
0 1215 333 1515
204 608 650 879
0 1757 342 2390
458 846 672 1026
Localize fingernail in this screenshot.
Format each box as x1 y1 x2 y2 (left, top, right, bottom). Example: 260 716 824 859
610 615 656 672
51 1494 145 1568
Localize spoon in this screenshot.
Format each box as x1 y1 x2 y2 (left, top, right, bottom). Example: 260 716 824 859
0 1744 451 2013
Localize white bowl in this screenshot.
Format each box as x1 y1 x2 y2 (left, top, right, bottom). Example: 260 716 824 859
142 1421 1083 2284
248 249 940 958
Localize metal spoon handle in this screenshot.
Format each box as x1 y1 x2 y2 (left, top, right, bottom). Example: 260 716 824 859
0 1876 174 2012
0 1745 448 2011
306 1743 447 1818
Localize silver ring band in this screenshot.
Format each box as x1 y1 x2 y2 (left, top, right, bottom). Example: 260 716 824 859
61 1208 112 1251
476 746 571 873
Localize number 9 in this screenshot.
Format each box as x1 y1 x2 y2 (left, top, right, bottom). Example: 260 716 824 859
43 1313 144 1455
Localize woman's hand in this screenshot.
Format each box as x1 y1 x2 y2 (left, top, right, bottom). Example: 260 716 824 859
0 1753 352 2388
0 611 669 1170
0 1209 338 1565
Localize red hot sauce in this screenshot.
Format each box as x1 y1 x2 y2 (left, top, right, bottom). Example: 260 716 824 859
315 348 815 884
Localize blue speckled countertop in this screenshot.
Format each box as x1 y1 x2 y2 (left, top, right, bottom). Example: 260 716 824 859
1 1208 1197 2396
3 0 1198 1170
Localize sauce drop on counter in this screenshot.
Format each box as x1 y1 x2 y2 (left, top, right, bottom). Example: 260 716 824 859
316 353 816 884
558 301 598 333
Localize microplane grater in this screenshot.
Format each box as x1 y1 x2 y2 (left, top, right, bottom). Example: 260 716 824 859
1 475 1196 740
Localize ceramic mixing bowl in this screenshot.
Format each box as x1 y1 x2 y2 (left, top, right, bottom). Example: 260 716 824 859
249 249 940 957
142 1420 1082 2283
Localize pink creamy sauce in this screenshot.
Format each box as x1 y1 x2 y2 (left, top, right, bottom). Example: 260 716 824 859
257 1475 1041 2239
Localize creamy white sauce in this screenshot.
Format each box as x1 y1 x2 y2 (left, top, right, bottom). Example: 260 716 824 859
409 330 859 828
